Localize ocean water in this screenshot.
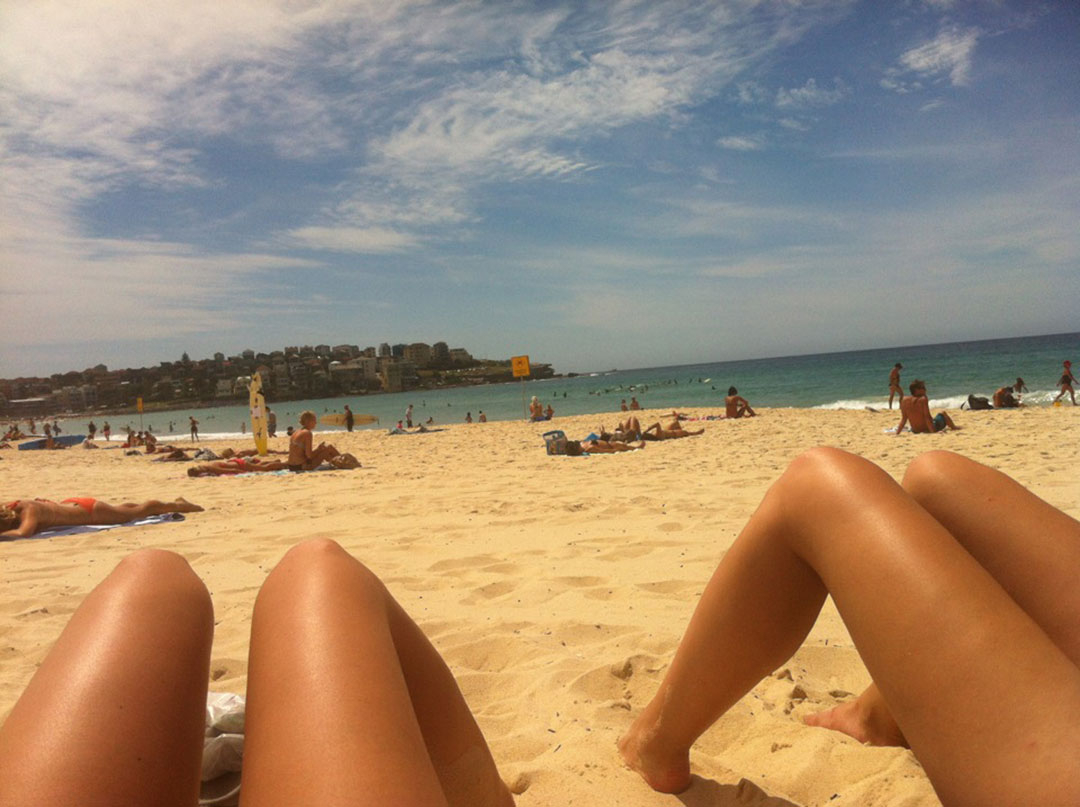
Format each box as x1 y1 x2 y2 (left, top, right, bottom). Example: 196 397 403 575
46 331 1079 439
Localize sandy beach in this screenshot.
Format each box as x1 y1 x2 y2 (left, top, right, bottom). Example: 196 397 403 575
2 405 1078 806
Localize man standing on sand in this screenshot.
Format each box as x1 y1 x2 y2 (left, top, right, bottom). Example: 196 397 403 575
888 363 903 409
189 416 199 442
405 404 414 428
895 380 961 433
344 404 354 432
267 408 277 437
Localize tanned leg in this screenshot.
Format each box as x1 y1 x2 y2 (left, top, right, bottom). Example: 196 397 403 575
808 450 1080 746
240 539 513 807
90 498 203 524
0 550 213 807
619 447 1080 806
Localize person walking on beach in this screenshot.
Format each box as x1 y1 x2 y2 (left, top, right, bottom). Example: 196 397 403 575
103 421 111 441
344 405 354 432
87 421 97 440
267 408 277 437
888 363 903 409
1013 377 1028 404
1053 360 1076 405
405 404 414 428
189 416 199 442
895 380 961 433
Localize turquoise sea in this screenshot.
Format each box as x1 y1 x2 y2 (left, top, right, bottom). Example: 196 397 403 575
50 332 1079 439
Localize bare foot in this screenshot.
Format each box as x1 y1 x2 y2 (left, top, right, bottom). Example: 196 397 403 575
173 497 204 513
804 686 907 747
617 717 691 794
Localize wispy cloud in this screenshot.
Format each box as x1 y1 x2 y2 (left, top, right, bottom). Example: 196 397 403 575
882 27 979 92
775 77 848 109
717 135 765 151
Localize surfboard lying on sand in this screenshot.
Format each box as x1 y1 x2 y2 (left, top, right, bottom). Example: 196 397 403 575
320 413 379 427
18 435 86 450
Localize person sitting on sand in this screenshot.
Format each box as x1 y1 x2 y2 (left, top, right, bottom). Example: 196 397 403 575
545 404 554 420
992 385 1020 409
618 447 1080 805
1 497 203 539
288 411 341 472
642 420 705 441
629 397 641 410
725 387 756 418
0 540 515 806
896 380 961 433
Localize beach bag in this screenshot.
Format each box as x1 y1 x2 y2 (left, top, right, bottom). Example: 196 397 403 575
966 394 992 411
543 430 568 455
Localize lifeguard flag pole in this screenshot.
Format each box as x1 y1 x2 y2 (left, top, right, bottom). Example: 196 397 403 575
512 355 531 419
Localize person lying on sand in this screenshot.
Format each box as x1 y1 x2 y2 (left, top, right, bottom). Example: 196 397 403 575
599 417 644 442
1 497 203 539
725 387 756 418
186 457 291 476
187 454 361 476
619 448 1080 805
288 410 341 471
0 540 515 806
895 380 961 433
641 420 704 441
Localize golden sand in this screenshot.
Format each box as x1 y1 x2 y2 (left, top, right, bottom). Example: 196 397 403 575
2 406 1077 806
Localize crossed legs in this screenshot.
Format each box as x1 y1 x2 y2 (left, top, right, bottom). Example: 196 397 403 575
619 447 1080 806
0 542 512 807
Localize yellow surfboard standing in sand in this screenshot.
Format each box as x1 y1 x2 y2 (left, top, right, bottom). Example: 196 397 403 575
249 372 268 456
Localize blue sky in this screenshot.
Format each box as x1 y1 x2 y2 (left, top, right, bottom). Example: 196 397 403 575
2 0 1077 377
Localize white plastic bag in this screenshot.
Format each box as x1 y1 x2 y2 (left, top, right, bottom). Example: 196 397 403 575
200 691 245 806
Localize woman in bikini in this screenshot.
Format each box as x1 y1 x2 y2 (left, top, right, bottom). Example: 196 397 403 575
1 497 203 539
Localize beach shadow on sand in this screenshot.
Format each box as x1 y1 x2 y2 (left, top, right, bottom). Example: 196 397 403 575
677 776 801 807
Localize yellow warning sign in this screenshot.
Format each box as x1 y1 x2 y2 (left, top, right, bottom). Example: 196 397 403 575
511 355 531 378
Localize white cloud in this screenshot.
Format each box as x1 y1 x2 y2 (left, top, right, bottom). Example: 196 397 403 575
284 226 418 254
775 77 848 109
883 27 979 92
717 135 764 151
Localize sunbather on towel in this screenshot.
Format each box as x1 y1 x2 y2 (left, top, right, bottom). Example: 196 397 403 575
0 540 514 807
599 416 644 442
187 457 291 476
1 497 203 538
641 420 704 440
619 448 1080 804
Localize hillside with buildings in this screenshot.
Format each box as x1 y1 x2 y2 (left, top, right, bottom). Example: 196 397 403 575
0 342 555 418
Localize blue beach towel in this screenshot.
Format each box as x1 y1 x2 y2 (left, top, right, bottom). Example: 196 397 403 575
6 513 185 541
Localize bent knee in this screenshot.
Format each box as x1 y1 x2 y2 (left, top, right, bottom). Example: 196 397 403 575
113 549 211 610
902 450 970 502
770 447 894 516
269 538 379 586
